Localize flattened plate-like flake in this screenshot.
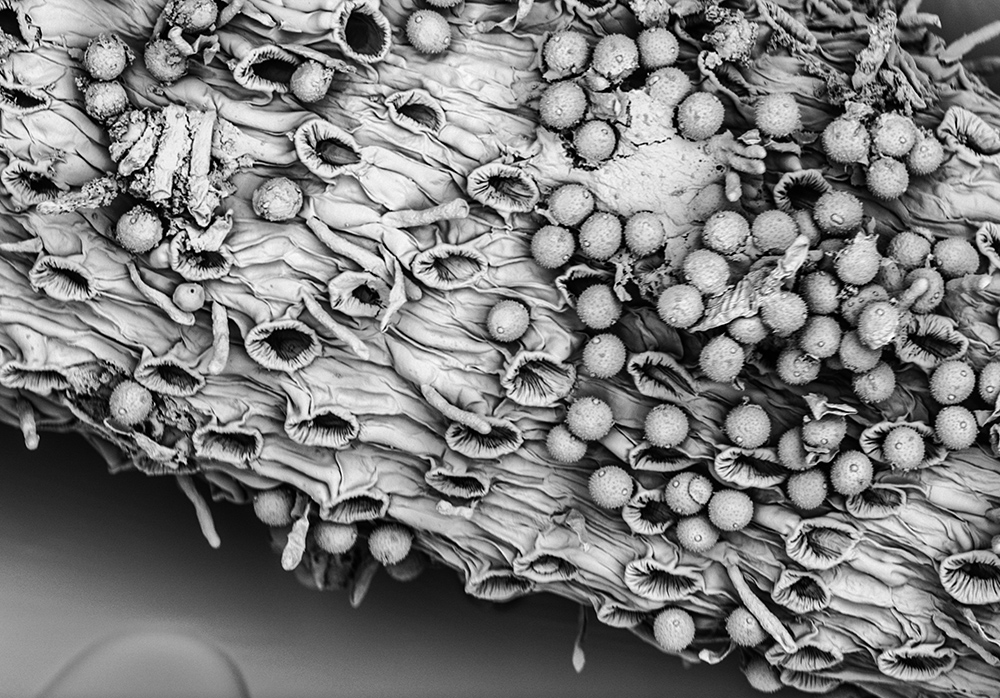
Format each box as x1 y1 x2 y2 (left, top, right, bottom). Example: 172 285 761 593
893 314 968 370
294 119 364 183
424 467 490 499
466 162 540 213
29 256 97 302
595 601 646 628
285 405 359 449
445 415 524 459
134 356 206 397
778 670 842 694
466 569 535 602
627 351 699 400
939 550 1000 605
0 362 70 395
628 441 697 473
501 350 576 407
385 89 446 134
328 271 389 318
622 486 676 535
192 424 264 466
876 645 957 682
859 420 946 470
844 483 907 520
0 78 50 115
623 555 704 602
513 549 580 583
331 0 392 64
785 518 861 570
411 244 487 290
245 320 321 373
772 169 831 212
771 568 832 614
232 44 299 94
713 447 787 489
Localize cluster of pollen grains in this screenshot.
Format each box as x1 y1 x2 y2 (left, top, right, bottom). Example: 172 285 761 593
3 1 1000 697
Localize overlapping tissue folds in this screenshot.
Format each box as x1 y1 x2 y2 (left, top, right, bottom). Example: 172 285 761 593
2 0 1000 695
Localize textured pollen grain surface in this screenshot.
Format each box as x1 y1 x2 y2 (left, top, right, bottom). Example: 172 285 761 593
2 1 1000 697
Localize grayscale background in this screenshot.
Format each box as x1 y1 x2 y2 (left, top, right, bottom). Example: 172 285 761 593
1 1 995 695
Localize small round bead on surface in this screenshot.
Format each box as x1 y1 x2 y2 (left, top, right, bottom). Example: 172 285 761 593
888 231 932 268
798 315 842 359
487 300 530 342
675 514 719 553
566 396 614 441
871 112 919 158
830 450 874 496
683 248 730 296
543 31 590 76
930 360 975 405
531 225 575 268
677 92 725 141
751 210 798 254
637 27 679 69
839 329 882 373
821 117 870 164
85 81 129 122
645 404 689 449
707 489 753 531
548 184 594 226
406 10 452 54
312 522 358 555
576 283 621 329
699 335 744 383
857 301 902 350
882 426 926 471
657 284 704 329
726 607 767 647
866 157 910 200
647 67 692 106
787 468 828 510
835 236 882 286
252 177 304 221
760 291 808 337
840 285 889 326
702 210 750 256
743 657 782 694
578 211 622 261
778 427 811 471
853 361 896 403
653 608 696 652
546 424 588 463
583 333 627 379
933 237 980 278
591 34 639 81
539 81 588 130
907 135 945 175
800 271 840 315
144 38 189 83
385 551 429 582
109 380 153 426
116 205 163 254
291 61 334 103
724 404 770 449
802 415 847 450
369 524 414 565
979 360 1000 404
935 405 978 450
624 212 665 256
252 489 296 527
728 316 769 345
166 0 219 31
172 283 206 312
84 34 129 81
776 347 820 386
813 190 864 236
905 267 946 313
588 465 633 510
665 472 713 515
574 120 617 162
754 93 801 138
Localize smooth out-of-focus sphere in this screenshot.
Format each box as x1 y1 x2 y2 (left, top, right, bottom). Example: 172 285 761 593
3 1 1000 697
